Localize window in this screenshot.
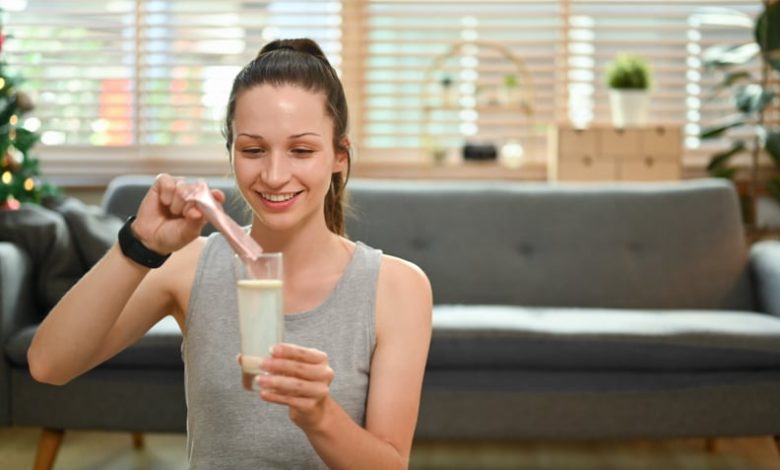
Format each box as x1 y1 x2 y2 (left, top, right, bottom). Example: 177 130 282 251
0 0 768 181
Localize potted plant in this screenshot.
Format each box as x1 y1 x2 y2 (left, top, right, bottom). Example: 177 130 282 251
605 54 652 128
697 2 780 227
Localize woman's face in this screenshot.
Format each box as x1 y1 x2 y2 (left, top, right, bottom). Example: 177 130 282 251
231 84 347 233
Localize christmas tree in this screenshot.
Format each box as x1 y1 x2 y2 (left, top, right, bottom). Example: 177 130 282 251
0 21 59 209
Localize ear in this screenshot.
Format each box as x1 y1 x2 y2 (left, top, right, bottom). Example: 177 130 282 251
333 137 350 173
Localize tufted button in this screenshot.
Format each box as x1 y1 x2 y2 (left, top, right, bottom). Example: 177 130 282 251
411 237 430 251
627 241 642 254
516 243 534 257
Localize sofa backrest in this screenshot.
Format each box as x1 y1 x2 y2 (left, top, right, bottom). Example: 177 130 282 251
103 175 755 311
346 178 755 311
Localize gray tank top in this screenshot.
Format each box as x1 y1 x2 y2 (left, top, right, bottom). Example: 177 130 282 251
183 233 381 469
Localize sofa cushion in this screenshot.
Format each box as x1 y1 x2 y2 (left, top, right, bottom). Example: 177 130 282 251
429 305 780 371
5 316 183 369
0 204 83 313
45 197 123 269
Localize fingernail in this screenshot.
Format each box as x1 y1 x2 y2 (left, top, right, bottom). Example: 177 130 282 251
269 345 277 355
260 358 271 370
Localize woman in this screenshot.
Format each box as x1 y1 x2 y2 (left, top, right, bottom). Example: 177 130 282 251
28 38 432 469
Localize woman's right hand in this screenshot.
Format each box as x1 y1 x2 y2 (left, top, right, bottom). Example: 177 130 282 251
131 173 226 255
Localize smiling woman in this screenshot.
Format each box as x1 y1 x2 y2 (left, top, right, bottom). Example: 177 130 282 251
27 38 433 470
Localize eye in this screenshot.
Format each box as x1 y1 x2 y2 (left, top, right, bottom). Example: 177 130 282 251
241 147 265 156
291 148 314 156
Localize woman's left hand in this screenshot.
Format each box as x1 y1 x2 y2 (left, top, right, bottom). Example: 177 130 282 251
257 343 335 431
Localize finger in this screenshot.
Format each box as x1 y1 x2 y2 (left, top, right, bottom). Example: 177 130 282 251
212 189 226 204
259 389 313 409
155 173 178 206
168 179 189 216
271 343 328 365
256 374 328 399
260 358 334 383
183 201 204 220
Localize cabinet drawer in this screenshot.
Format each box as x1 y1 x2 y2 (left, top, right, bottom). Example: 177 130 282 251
556 158 617 181
641 126 682 158
600 128 642 158
557 127 599 159
619 159 680 181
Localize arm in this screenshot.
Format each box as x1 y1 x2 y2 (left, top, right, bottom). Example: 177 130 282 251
750 240 780 317
27 174 222 385
257 256 433 469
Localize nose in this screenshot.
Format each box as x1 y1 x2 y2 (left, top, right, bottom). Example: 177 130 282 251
262 152 291 188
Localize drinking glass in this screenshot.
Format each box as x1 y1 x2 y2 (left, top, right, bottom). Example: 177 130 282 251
233 253 283 391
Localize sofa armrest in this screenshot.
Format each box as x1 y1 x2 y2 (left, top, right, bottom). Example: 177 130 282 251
0 241 37 424
750 240 780 317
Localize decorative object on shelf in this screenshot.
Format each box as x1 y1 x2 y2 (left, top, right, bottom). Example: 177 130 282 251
421 40 535 167
605 54 652 128
499 139 525 169
462 142 498 162
548 125 681 182
695 2 780 227
439 74 457 108
0 13 59 210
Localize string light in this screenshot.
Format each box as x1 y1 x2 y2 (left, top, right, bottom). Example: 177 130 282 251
1 171 12 184
0 78 5 90
9 115 18 126
23 178 35 191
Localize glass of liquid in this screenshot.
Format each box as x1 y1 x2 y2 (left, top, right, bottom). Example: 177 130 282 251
233 253 284 391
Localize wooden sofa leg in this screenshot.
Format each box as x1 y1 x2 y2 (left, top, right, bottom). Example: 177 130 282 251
132 432 145 450
33 428 65 470
704 436 780 466
705 438 717 453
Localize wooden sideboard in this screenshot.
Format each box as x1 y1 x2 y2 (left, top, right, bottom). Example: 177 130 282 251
548 125 682 182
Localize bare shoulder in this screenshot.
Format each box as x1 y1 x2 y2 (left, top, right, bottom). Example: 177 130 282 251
377 254 431 295
375 254 433 335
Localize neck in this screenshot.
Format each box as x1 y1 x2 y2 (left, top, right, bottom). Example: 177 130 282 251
249 216 344 272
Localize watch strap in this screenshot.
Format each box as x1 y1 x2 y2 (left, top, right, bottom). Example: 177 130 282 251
118 216 171 269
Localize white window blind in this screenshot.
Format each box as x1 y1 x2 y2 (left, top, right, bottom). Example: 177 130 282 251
565 0 765 166
2 0 342 149
359 0 562 163
1 0 772 176
358 0 765 166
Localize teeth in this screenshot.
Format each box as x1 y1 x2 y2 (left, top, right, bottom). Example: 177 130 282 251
261 192 297 202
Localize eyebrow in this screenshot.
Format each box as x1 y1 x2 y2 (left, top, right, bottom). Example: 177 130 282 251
237 132 321 140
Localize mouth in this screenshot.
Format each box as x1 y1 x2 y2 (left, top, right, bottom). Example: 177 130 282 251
259 191 301 203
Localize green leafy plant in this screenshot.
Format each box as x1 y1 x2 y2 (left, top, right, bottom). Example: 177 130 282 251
697 2 780 225
606 54 651 90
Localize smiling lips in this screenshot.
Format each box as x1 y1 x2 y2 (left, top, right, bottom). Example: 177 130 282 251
257 190 302 208
261 192 298 202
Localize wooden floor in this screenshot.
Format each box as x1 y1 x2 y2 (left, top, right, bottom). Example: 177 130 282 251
1 426 778 469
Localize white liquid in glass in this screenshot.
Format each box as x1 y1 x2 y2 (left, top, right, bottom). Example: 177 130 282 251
236 279 283 374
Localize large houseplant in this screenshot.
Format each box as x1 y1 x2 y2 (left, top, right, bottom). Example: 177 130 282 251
698 2 780 226
605 54 651 128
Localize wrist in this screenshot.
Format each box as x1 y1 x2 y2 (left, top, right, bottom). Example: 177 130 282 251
301 396 338 436
118 216 171 269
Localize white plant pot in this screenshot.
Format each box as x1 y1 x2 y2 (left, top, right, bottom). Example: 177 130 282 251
609 90 649 128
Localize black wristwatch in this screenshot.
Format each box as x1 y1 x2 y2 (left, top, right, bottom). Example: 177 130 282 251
118 216 171 268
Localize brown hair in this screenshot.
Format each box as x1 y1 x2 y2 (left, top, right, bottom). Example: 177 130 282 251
224 38 351 235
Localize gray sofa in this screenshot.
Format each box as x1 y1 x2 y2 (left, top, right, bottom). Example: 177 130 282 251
2 175 780 452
